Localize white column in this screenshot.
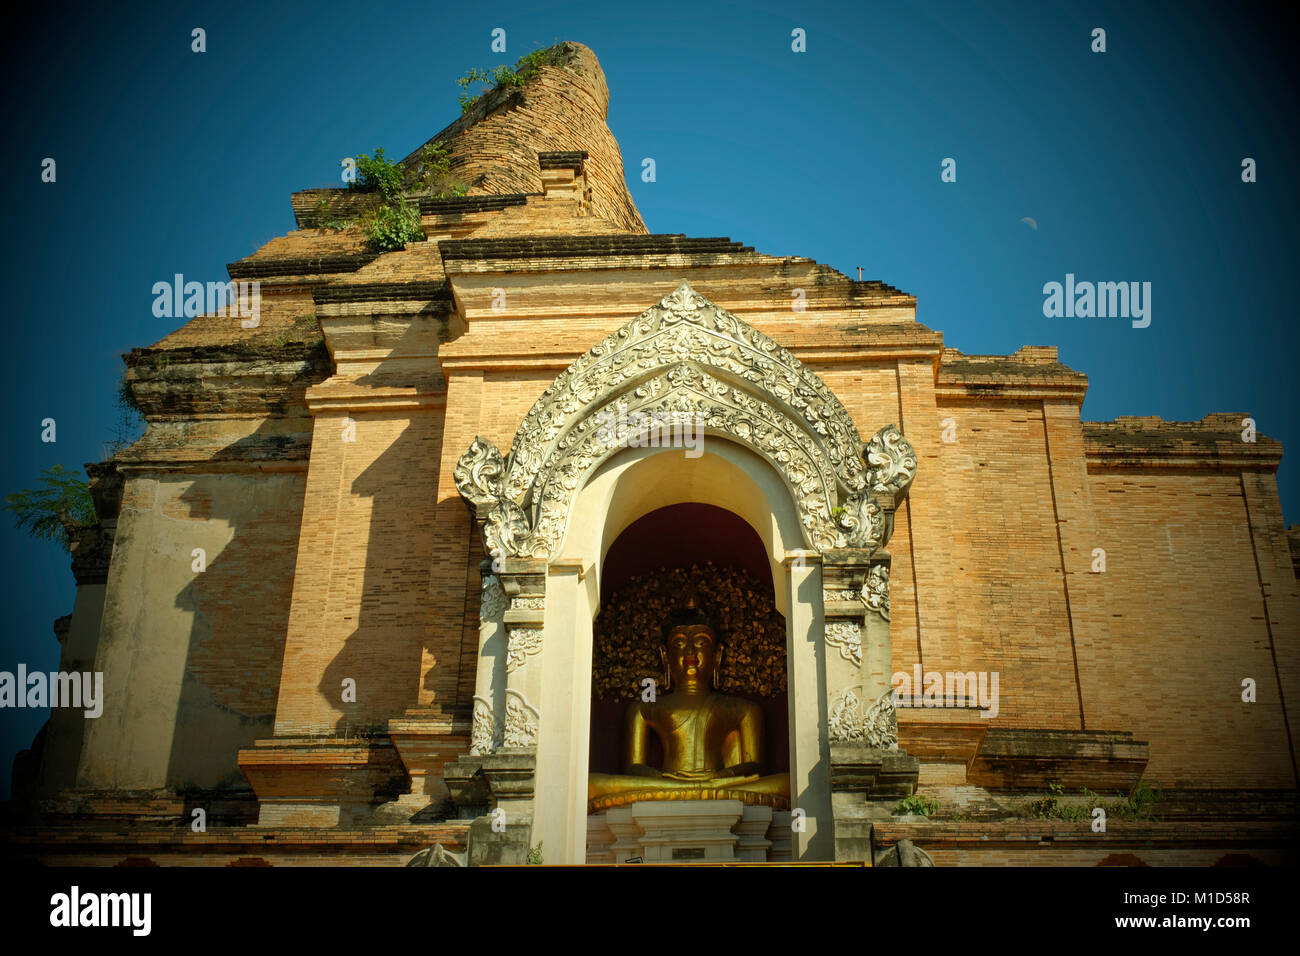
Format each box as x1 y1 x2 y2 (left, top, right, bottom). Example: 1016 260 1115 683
785 553 832 860
472 573 507 752
532 559 596 864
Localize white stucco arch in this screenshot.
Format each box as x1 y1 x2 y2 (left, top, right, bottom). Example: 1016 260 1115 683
453 281 917 567
559 438 807 617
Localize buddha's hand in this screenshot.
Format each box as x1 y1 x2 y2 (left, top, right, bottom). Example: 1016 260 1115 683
708 774 762 788
661 768 716 781
661 769 761 788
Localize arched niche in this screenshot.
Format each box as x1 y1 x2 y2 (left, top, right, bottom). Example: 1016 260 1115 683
583 495 792 783
531 439 822 863
559 438 808 617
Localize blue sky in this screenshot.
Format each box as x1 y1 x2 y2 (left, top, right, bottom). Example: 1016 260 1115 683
1 0 1295 796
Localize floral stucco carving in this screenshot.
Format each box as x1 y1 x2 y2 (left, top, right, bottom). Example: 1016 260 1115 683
864 564 891 621
828 687 899 749
480 574 507 624
865 424 918 502
505 627 544 673
470 696 497 755
824 622 863 667
454 281 916 560
502 689 540 749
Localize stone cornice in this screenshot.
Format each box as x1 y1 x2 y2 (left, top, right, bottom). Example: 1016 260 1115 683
1084 414 1282 471
936 382 1090 402
440 234 755 262
228 251 381 280
437 339 945 374
112 460 310 476
306 391 447 413
312 280 451 306
936 345 1090 402
112 416 316 468
873 820 1295 850
419 193 531 216
123 348 330 420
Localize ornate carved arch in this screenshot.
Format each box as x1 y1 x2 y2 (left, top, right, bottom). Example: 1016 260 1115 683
454 281 916 558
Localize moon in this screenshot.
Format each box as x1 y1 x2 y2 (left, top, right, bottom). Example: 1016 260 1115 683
1020 217 1038 230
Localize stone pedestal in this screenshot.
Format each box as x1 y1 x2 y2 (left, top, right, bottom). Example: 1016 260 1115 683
586 800 794 863
237 737 407 827
637 801 744 862
445 751 537 821
733 805 775 861
829 743 920 861
466 815 533 866
829 743 920 797
386 707 470 814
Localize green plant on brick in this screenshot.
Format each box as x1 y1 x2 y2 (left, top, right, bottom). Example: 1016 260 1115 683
1017 779 1163 822
108 370 146 456
457 44 575 114
118 371 142 415
313 195 349 231
893 793 940 817
411 141 470 198
352 147 406 204
357 199 424 252
526 841 544 865
1022 780 1083 820
3 464 98 551
340 142 470 250
1111 780 1164 821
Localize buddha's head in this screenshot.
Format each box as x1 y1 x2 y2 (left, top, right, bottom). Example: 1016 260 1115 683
660 598 723 692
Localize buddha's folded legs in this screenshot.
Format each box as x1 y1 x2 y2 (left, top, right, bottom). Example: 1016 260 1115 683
587 772 791 811
728 772 790 798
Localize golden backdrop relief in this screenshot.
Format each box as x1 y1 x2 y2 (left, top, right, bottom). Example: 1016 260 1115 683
591 563 788 701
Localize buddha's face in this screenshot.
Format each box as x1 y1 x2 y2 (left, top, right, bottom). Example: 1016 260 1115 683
666 625 718 688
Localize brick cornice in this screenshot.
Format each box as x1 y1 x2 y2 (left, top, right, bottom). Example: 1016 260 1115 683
1084 415 1282 471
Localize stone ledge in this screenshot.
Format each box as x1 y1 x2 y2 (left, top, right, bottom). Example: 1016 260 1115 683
237 738 409 828
939 345 1089 390
967 729 1148 791
897 706 988 763
538 150 588 171
229 251 381 279
1 824 471 866
30 787 258 829
440 234 754 261
1084 413 1282 468
445 752 537 819
872 819 1299 850
829 745 920 797
312 280 452 305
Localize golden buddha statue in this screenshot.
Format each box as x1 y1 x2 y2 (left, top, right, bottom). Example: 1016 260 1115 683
588 600 790 812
